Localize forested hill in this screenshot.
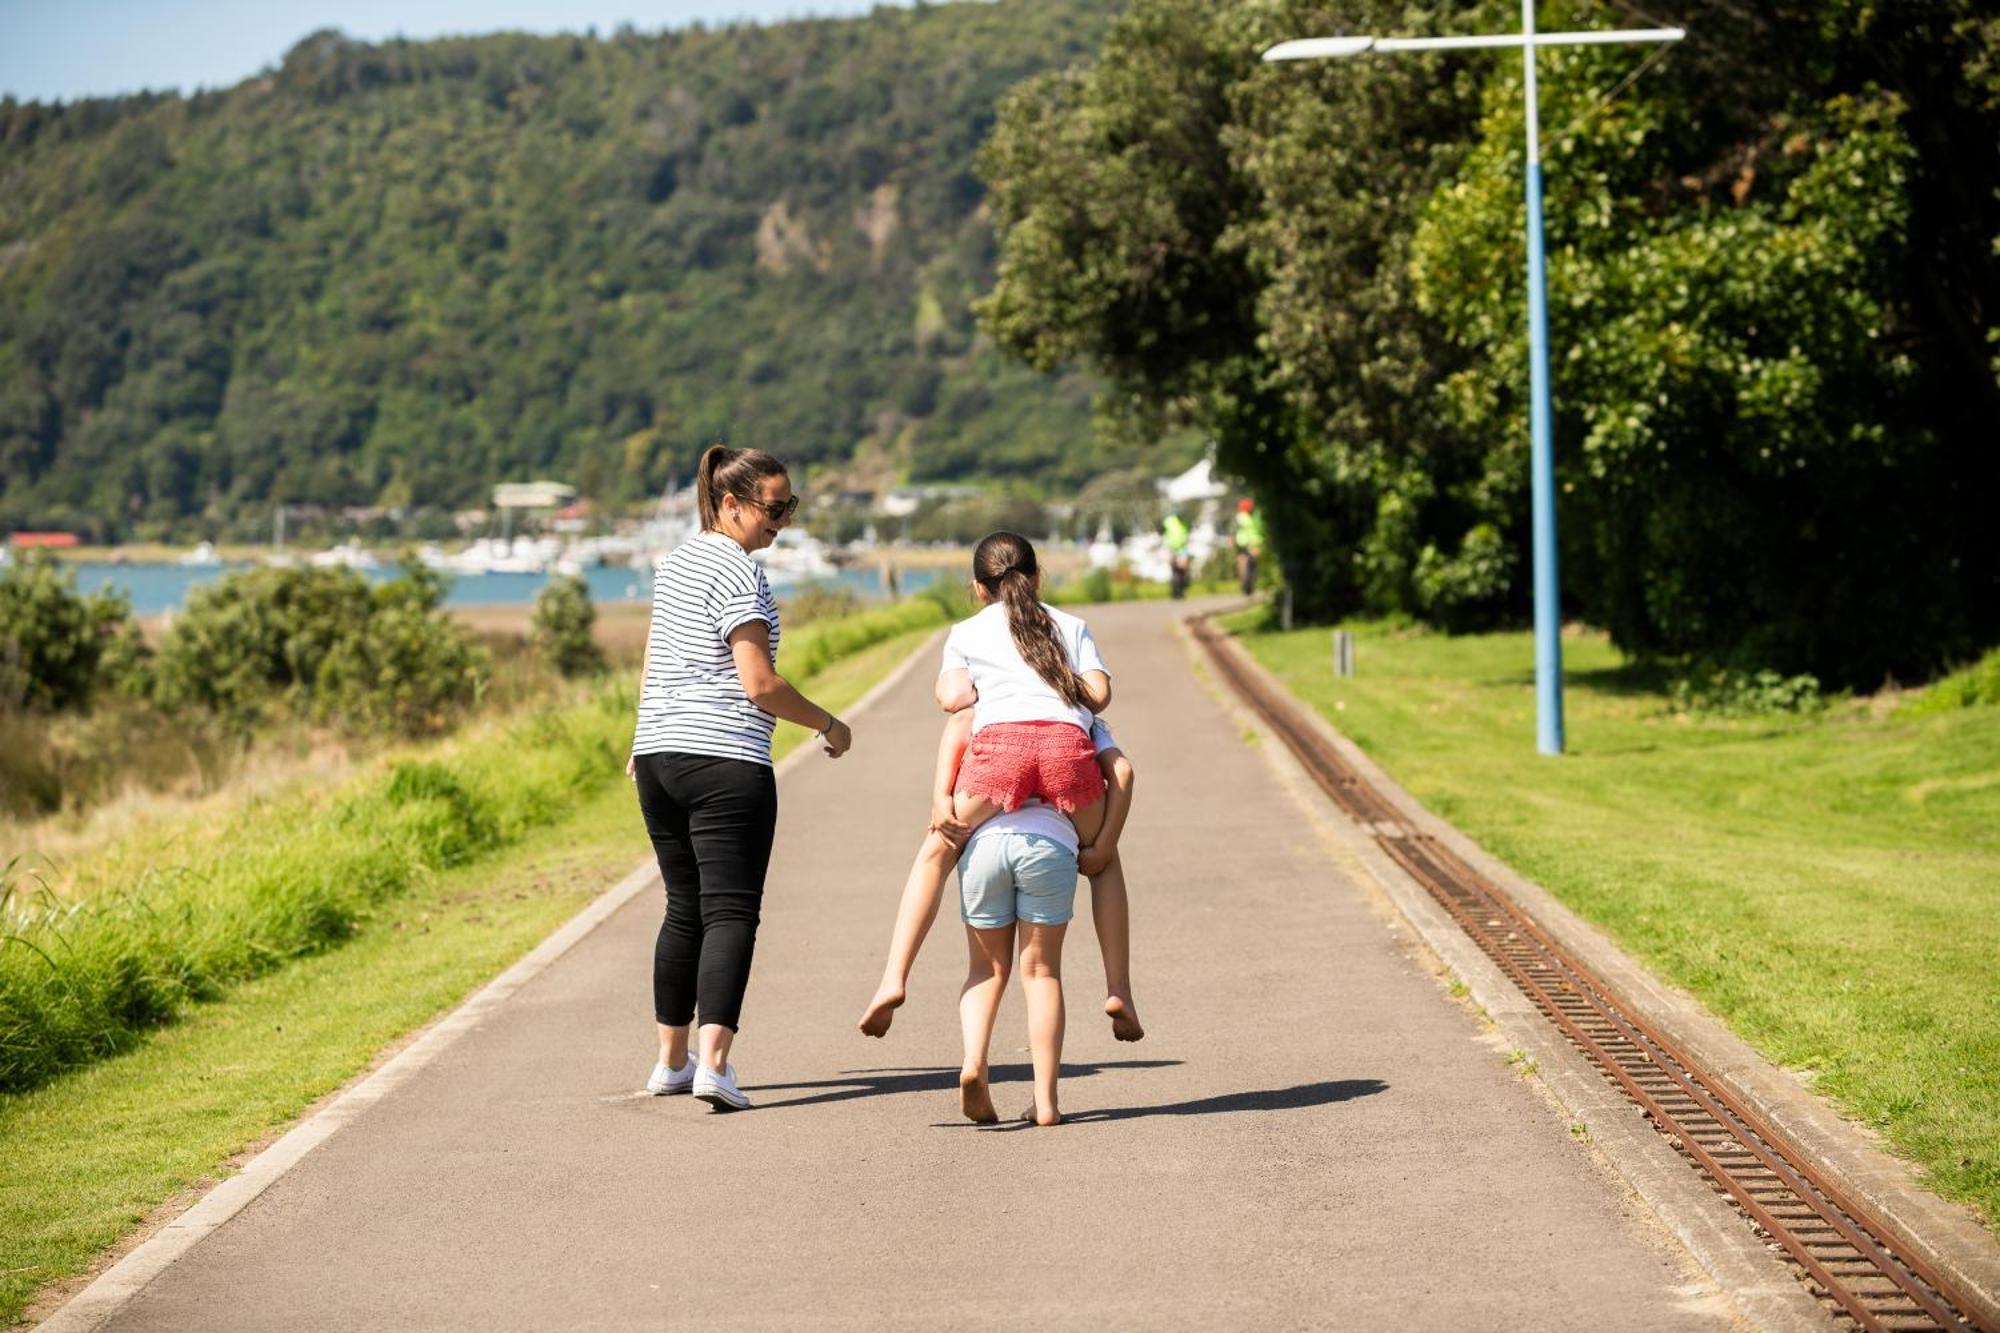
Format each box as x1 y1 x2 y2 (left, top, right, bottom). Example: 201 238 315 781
0 1 1126 540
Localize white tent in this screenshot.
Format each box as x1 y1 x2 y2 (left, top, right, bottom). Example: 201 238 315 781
1158 455 1229 504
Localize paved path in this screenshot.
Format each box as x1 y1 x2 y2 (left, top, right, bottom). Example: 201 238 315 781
101 600 1733 1331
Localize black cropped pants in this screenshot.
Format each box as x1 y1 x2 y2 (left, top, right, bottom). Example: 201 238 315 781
634 751 777 1033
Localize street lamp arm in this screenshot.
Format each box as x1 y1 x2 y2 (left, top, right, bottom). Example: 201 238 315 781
1263 29 1681 62
1262 37 1376 61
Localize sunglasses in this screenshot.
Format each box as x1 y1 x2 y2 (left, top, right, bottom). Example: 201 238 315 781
733 492 800 522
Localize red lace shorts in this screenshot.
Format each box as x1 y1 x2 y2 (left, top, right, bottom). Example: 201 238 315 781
954 720 1106 814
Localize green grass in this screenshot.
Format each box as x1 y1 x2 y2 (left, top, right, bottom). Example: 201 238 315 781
0 692 632 1094
1232 617 2000 1229
0 623 937 1326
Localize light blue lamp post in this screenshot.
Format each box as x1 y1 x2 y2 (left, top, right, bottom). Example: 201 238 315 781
1264 5 1682 755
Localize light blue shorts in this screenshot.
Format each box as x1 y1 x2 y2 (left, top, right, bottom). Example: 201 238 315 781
958 832 1077 929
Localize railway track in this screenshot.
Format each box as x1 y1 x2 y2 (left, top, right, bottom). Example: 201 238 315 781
1190 616 1987 1333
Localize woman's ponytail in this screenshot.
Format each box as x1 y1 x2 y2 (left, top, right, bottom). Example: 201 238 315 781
695 442 788 531
972 531 1091 711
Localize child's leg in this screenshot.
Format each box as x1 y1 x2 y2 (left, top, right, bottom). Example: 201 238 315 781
1087 857 1145 1042
951 790 1005 830
857 829 959 1037
1065 795 1106 847
1017 921 1068 1126
958 923 1014 1124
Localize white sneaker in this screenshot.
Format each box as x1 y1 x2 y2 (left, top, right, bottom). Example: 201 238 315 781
692 1061 752 1111
646 1055 696 1096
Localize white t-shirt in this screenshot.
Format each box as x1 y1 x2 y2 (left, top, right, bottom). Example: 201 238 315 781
631 531 782 765
967 719 1119 856
940 601 1108 734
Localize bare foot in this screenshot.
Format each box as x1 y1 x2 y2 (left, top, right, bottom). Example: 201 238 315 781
1105 994 1145 1042
857 984 904 1038
960 1071 998 1124
1020 1104 1062 1127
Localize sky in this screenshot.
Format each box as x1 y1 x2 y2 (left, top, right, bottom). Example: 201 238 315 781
0 0 921 103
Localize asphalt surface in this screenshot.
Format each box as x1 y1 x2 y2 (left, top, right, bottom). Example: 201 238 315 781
100 599 1734 1331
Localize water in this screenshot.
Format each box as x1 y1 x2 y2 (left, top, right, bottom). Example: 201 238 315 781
66 560 940 616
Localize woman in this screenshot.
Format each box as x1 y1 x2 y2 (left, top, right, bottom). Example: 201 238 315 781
628 444 853 1111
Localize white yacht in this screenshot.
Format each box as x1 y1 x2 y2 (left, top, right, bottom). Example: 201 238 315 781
309 540 378 571
753 528 840 585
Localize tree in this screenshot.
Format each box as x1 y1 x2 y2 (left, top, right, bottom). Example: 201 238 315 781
0 553 138 712
1410 0 2000 683
532 574 606 678
979 0 1489 622
980 0 2000 681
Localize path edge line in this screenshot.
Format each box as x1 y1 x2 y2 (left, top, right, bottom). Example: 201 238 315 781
35 626 944 1333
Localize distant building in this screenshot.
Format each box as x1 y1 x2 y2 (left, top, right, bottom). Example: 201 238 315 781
7 531 80 548
493 481 578 510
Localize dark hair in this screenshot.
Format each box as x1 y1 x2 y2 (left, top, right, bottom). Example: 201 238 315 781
696 444 788 531
972 531 1092 711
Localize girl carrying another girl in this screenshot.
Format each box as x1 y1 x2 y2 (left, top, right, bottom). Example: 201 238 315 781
857 532 1144 1115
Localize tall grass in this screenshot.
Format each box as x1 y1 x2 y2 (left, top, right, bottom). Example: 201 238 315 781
0 689 629 1095
0 592 963 1097
0 593 959 1096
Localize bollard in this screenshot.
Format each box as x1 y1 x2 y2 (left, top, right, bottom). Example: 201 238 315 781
1332 629 1355 677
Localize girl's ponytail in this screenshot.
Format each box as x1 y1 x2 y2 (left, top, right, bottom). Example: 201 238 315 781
972 531 1091 711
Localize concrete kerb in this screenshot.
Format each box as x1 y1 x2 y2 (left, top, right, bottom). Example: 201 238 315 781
34 627 945 1333
1179 619 1837 1333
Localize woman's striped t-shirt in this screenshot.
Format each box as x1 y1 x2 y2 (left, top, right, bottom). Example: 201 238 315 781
632 531 782 766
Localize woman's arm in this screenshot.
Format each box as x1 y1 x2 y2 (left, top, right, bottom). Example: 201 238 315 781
727 621 852 756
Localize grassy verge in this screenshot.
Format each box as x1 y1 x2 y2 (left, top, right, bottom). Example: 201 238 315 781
0 621 938 1325
1231 617 2000 1229
1046 573 1237 605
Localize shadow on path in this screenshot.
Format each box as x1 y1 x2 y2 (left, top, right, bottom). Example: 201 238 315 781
744 1059 1183 1111
1056 1077 1388 1125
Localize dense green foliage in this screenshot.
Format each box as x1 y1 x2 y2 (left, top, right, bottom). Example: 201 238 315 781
153 560 488 734
1903 647 2000 716
0 553 143 712
980 0 2000 684
531 574 606 678
0 2 1163 542
0 558 493 818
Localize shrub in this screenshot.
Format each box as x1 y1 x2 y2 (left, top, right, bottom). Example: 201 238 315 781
315 567 489 735
153 558 487 734
531 574 605 678
0 553 139 713
1669 666 1825 718
1901 647 2000 716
